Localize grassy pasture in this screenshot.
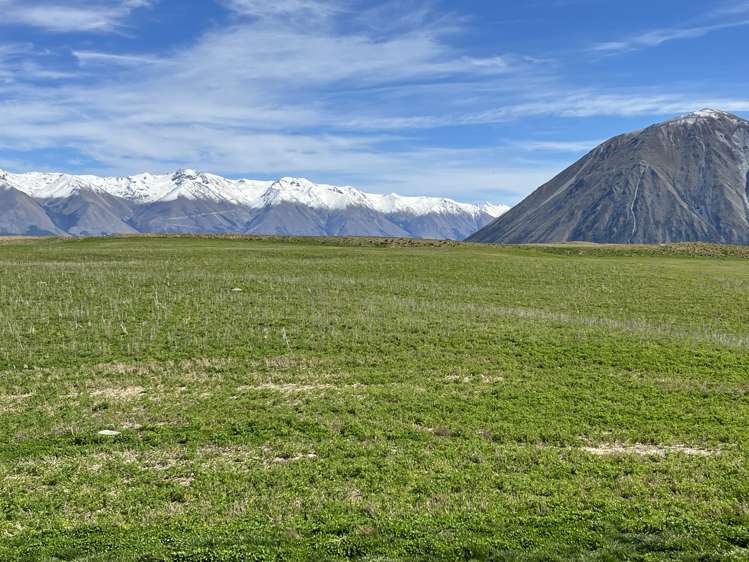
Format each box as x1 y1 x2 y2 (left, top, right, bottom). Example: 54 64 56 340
0 236 747 561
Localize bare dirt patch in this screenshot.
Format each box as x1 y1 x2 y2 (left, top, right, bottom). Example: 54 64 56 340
579 443 719 457
272 453 318 464
446 373 505 383
239 383 333 393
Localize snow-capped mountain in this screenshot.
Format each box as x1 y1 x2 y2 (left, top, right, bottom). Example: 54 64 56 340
0 169 509 239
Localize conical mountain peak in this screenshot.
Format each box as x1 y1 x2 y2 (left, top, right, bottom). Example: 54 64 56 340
470 110 749 245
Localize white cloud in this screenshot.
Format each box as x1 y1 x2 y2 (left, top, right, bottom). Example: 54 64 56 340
712 0 749 16
517 140 603 152
0 0 554 200
591 1 749 54
0 1 532 199
460 93 749 123
221 0 341 19
0 0 154 33
1 0 748 203
73 50 164 66
0 43 77 82
325 90 749 130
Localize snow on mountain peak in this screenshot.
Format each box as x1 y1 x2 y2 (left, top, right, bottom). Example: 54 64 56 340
478 202 512 218
172 169 203 183
667 108 745 127
1 169 508 218
260 177 371 210
693 109 730 118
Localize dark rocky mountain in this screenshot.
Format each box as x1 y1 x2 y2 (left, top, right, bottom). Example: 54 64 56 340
0 171 508 240
243 203 411 237
388 211 490 241
469 109 749 244
0 183 65 236
129 199 255 234
42 190 137 236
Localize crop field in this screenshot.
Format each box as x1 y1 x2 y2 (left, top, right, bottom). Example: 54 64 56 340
0 236 747 561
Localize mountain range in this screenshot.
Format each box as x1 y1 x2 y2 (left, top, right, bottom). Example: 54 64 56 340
9 109 747 245
470 109 749 245
0 169 509 240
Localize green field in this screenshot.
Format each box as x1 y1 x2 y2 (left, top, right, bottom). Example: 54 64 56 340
0 236 747 561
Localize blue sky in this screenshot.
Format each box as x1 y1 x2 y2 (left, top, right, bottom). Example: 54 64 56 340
0 0 748 204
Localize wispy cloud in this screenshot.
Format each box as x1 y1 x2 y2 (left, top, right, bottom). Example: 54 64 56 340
0 0 747 202
0 0 154 33
591 0 749 54
0 0 535 199
471 92 749 122
0 43 77 82
332 91 749 130
221 0 342 20
593 19 749 53
713 0 749 16
516 140 603 152
73 50 165 66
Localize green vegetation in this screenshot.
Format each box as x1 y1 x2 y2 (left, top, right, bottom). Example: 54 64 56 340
0 236 747 561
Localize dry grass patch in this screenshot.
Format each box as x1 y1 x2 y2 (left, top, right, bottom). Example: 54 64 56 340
414 424 457 437
197 444 318 469
13 449 185 473
90 357 237 377
91 386 145 400
263 356 330 370
646 376 749 395
0 392 34 413
271 452 318 464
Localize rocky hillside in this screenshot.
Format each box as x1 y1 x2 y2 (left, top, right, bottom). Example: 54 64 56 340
469 109 749 244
